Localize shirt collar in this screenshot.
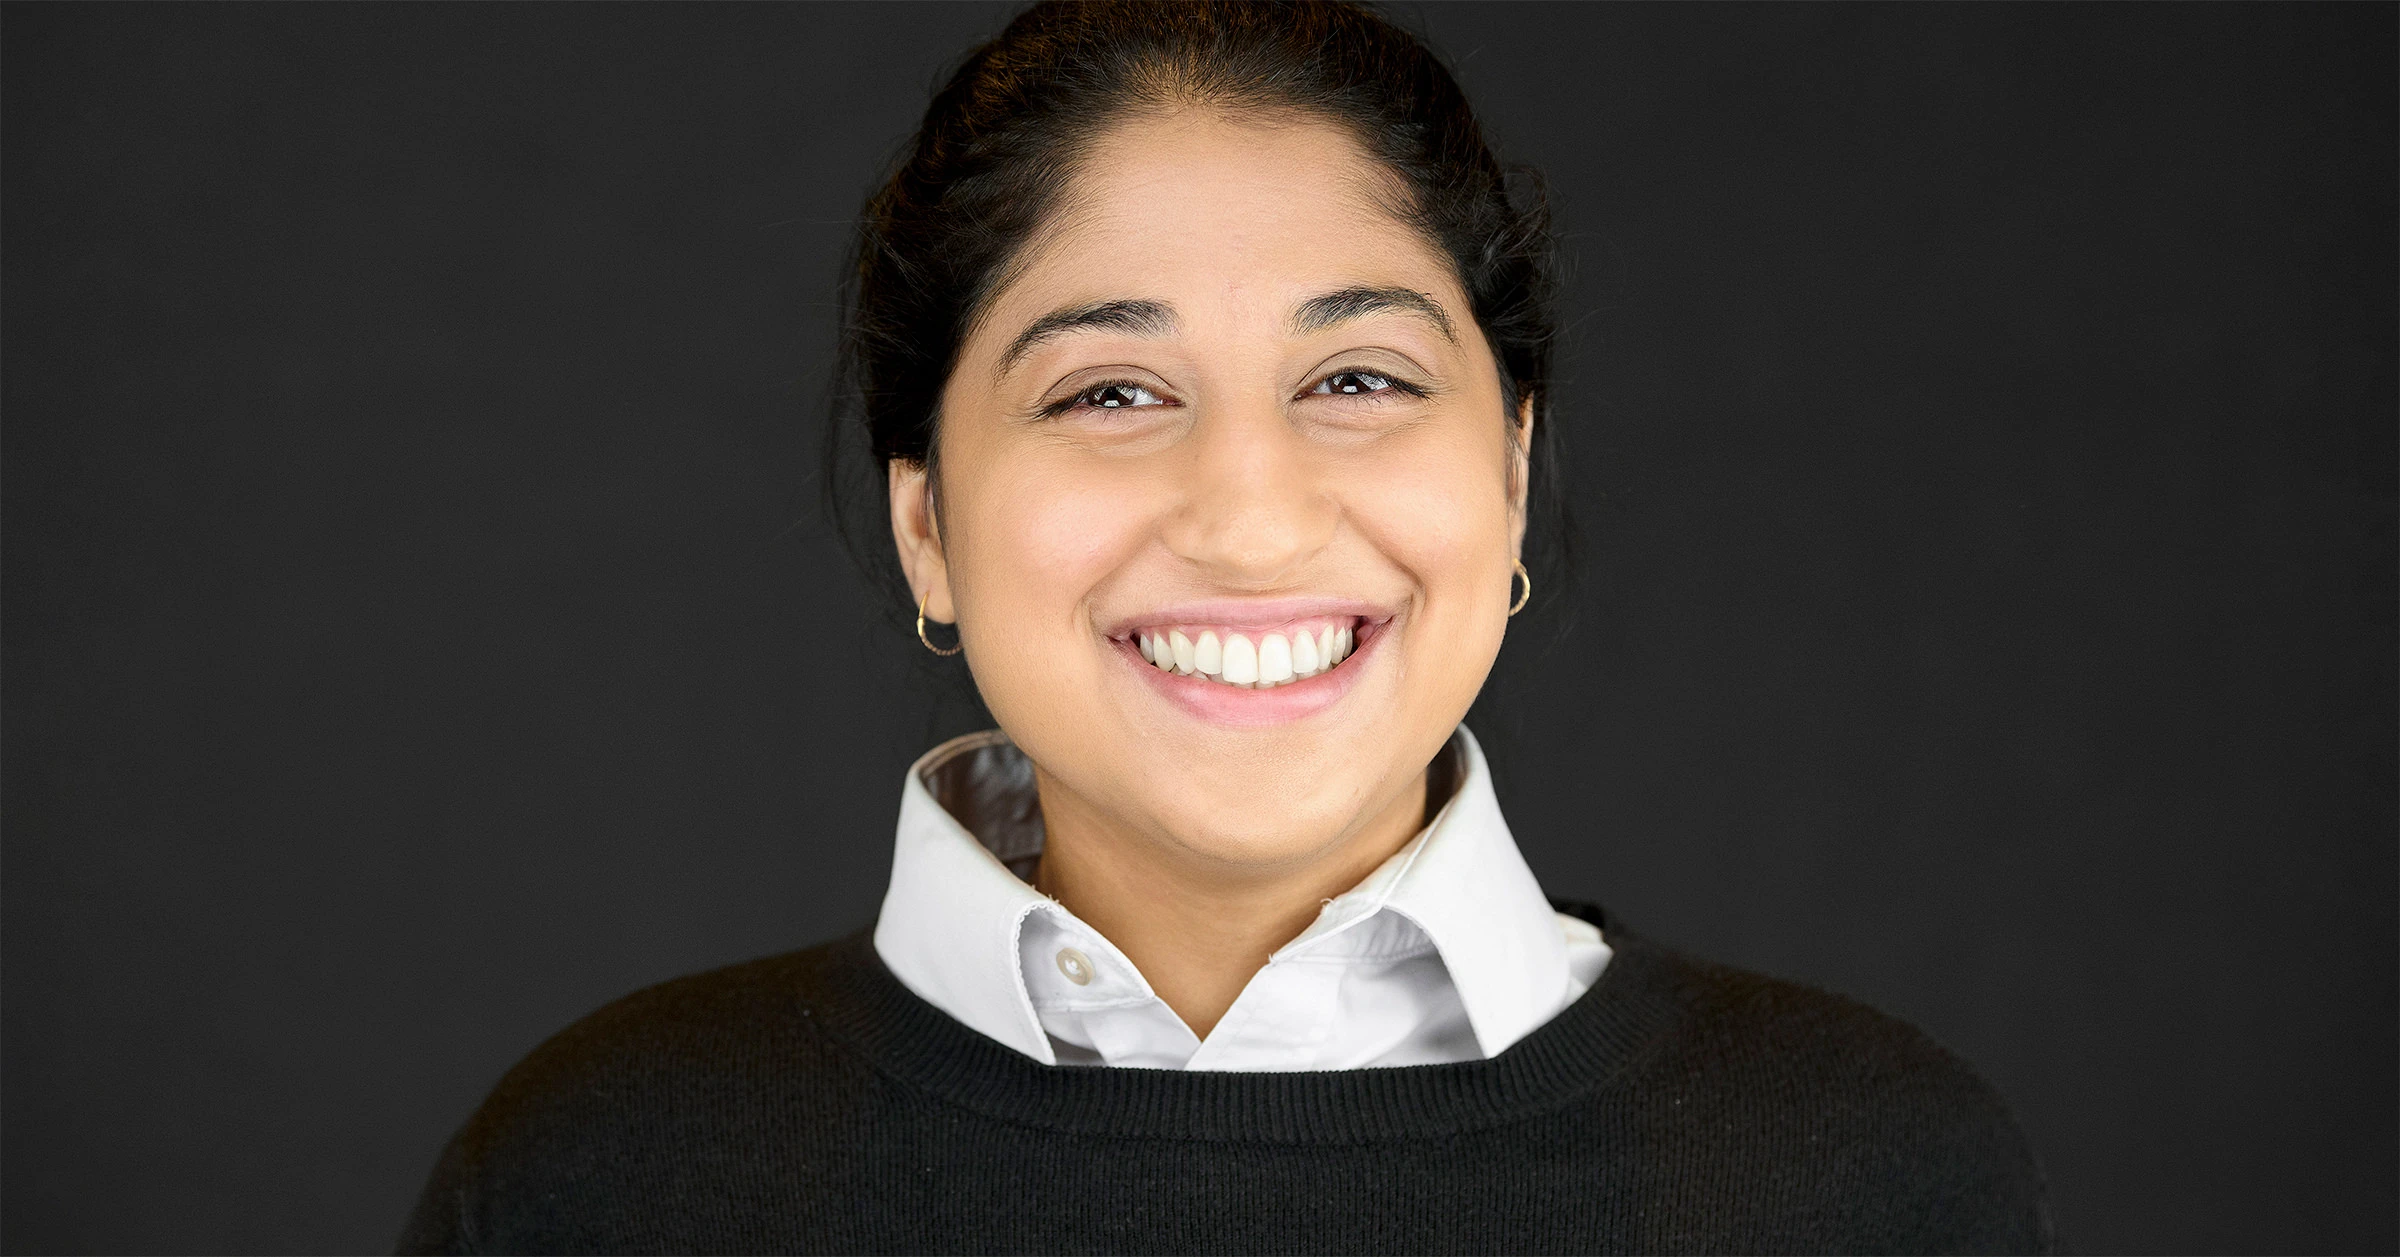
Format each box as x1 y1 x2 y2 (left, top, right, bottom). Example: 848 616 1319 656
872 725 1569 1064
872 729 1061 1063
1261 725 1569 1056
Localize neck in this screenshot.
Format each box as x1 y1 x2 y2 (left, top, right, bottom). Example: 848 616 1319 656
1030 767 1433 1041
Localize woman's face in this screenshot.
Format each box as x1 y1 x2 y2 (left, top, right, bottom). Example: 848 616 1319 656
892 110 1528 872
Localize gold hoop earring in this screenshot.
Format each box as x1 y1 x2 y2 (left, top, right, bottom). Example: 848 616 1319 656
1508 559 1531 617
916 592 963 656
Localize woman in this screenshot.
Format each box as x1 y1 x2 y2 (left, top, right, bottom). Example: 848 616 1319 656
402 2 2051 1251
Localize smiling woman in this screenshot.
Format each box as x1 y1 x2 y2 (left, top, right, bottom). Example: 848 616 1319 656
398 3 2052 1252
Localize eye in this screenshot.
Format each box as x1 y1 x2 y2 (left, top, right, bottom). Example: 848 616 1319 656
1079 381 1166 410
1041 379 1171 418
1307 369 1422 398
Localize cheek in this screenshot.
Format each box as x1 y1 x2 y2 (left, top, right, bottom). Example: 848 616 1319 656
948 453 1155 635
946 452 1162 754
1339 419 1514 586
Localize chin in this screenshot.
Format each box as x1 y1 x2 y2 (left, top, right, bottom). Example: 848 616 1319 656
1145 782 1381 869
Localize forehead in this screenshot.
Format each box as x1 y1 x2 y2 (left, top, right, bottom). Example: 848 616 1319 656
974 110 1467 342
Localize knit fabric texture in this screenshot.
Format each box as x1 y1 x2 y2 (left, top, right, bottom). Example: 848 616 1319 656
398 903 2053 1254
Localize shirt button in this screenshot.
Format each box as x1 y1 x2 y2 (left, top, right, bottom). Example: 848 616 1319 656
1055 947 1094 986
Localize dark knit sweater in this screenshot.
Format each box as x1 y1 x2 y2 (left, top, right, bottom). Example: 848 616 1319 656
398 903 2052 1254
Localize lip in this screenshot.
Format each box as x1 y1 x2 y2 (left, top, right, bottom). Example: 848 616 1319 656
1111 609 1391 728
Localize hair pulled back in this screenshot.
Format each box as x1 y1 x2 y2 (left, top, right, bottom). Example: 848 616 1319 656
830 0 1567 617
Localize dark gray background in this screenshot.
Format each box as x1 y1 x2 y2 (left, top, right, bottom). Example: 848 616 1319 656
5 3 2393 1252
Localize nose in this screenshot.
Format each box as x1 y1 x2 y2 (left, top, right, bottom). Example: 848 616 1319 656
1158 396 1337 586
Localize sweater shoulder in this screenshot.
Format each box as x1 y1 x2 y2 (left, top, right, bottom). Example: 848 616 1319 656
464 937 862 1116
1617 932 2056 1252
502 938 851 1079
1652 940 2002 1096
397 935 869 1254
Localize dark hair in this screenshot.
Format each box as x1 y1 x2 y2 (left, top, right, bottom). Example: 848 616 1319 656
827 0 1570 627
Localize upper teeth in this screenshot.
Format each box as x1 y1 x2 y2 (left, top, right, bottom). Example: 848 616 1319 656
1135 623 1356 688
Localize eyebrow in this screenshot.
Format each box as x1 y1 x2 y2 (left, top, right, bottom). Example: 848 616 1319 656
995 299 1177 377
1290 285 1458 345
992 285 1459 379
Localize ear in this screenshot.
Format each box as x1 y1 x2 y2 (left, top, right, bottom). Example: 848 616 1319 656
888 459 955 623
1508 392 1536 559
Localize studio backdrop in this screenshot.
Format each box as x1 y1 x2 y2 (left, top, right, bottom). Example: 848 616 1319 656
3 3 2393 1253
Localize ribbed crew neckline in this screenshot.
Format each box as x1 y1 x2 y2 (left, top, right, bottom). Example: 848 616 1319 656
802 901 1693 1144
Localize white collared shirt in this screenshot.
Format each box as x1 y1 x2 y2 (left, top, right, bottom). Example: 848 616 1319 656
872 725 1611 1070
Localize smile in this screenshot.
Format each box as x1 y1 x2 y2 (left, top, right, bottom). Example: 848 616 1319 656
1131 618 1359 688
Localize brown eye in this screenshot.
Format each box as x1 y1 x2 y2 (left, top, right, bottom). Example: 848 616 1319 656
1081 382 1164 409
1311 370 1397 396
